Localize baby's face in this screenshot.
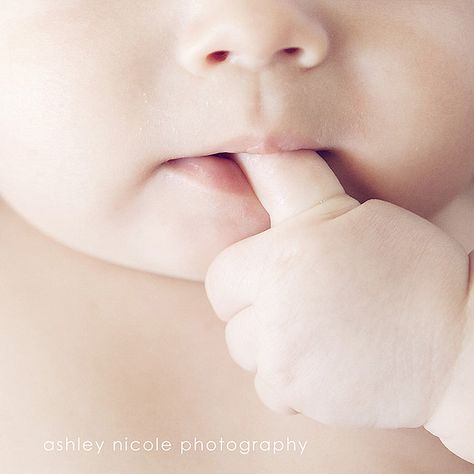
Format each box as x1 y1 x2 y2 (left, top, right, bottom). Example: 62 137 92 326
1 1 473 281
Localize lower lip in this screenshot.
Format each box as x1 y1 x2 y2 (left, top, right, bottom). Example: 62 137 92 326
162 155 251 194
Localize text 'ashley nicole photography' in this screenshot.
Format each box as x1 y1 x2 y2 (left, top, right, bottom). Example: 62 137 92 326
42 436 309 456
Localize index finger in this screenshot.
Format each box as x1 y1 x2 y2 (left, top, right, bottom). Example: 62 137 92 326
234 150 359 226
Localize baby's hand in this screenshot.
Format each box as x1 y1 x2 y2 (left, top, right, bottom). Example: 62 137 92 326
205 151 470 429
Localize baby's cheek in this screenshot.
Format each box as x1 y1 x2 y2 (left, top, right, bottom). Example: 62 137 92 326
343 44 474 217
0 17 151 223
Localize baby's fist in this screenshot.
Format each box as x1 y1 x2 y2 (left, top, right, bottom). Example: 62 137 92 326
205 151 469 429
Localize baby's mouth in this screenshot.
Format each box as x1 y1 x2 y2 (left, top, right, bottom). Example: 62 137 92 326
207 152 236 160
162 152 251 194
161 130 333 195
162 151 334 198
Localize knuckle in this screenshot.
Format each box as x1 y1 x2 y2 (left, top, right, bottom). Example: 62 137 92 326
313 194 360 221
258 349 296 390
205 246 233 288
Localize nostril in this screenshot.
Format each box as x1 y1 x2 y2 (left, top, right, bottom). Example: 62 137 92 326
282 47 301 56
207 50 230 64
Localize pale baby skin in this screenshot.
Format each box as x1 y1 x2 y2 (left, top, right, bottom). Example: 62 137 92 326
0 0 474 472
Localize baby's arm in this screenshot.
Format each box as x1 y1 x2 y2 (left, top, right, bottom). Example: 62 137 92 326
424 251 474 463
206 151 474 463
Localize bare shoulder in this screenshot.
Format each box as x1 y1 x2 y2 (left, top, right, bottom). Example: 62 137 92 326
0 199 170 472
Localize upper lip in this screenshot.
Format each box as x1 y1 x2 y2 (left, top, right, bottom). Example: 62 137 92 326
169 132 324 159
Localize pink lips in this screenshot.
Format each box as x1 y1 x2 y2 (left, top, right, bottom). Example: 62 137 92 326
161 132 322 194
163 154 251 194
173 133 322 158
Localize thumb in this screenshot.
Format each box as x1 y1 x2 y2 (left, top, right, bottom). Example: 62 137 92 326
234 150 360 226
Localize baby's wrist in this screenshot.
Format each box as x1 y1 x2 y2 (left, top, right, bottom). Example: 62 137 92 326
423 251 474 463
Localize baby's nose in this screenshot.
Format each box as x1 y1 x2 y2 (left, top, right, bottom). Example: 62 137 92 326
176 0 329 76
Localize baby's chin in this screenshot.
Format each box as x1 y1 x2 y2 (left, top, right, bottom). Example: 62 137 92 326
115 180 270 281
17 175 262 282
